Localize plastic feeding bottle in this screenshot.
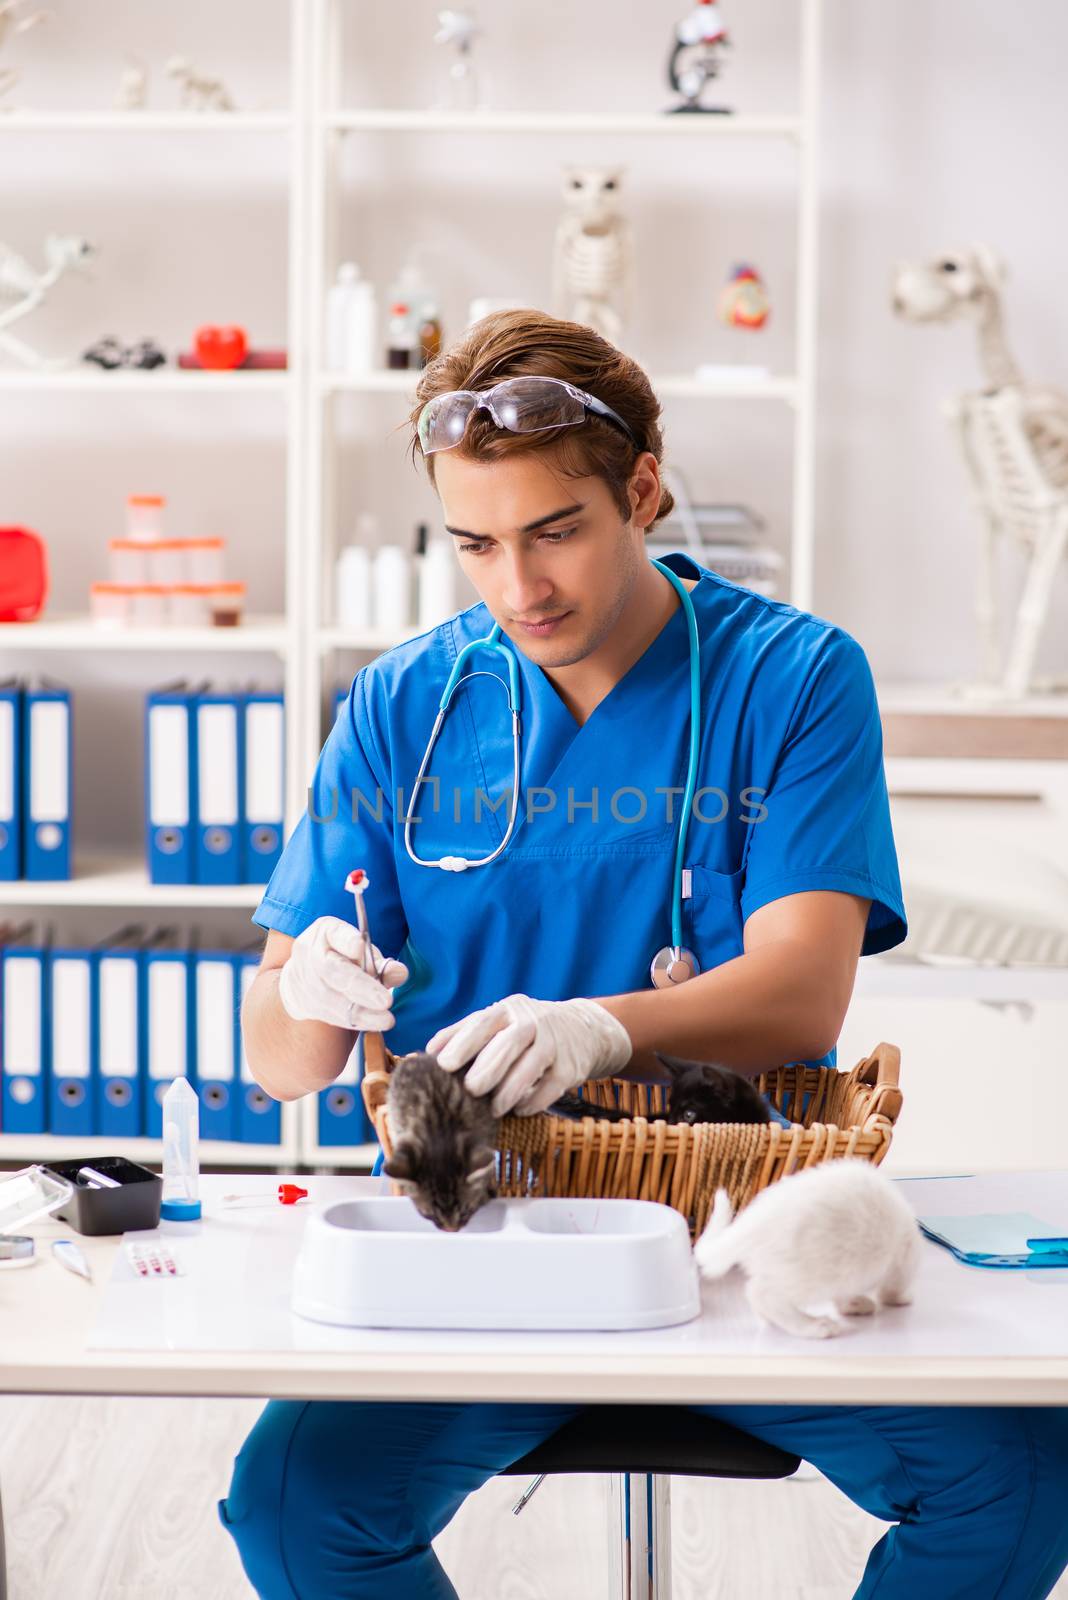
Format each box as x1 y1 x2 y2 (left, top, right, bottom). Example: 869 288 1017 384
161 1077 201 1221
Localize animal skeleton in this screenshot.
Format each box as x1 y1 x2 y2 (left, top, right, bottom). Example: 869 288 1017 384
552 166 632 347
893 244 1068 698
114 54 149 112
166 55 236 113
0 0 50 103
0 233 95 368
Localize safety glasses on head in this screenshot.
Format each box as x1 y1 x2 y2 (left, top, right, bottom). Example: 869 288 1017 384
417 374 639 455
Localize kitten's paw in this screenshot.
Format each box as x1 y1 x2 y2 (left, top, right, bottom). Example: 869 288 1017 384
838 1294 877 1316
882 1288 913 1307
799 1316 842 1340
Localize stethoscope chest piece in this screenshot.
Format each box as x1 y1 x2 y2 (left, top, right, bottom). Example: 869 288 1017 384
650 945 701 988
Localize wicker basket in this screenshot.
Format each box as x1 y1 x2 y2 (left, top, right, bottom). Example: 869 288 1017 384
360 1035 902 1241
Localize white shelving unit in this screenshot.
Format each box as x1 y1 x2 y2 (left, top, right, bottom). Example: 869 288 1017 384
0 0 311 1170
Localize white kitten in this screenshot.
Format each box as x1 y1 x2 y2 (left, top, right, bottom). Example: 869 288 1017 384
693 1159 920 1339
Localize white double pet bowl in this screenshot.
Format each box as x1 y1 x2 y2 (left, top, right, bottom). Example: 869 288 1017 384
292 1196 700 1331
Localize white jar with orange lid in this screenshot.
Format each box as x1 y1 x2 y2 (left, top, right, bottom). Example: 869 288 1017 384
186 538 225 585
169 585 212 627
90 582 136 627
126 494 166 542
108 540 151 585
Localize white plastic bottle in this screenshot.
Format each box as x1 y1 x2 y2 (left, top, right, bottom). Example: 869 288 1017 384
418 536 457 629
337 545 372 628
373 544 411 632
326 262 365 371
345 277 377 373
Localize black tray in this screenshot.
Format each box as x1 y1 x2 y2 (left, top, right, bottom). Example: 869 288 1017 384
41 1156 163 1237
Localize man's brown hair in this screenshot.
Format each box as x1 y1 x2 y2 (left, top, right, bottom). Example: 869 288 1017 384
409 309 675 525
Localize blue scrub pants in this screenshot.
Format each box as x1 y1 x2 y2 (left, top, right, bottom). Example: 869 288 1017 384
218 1399 1068 1599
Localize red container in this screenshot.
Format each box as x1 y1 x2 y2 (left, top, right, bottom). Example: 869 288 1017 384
0 526 49 621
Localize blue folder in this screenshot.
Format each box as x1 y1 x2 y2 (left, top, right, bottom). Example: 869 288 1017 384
0 680 22 880
95 934 144 1139
23 683 71 881
48 946 94 1138
1 939 48 1135
316 1034 370 1147
235 949 281 1144
243 691 285 883
194 951 240 1143
143 948 193 1138
145 683 198 885
195 690 244 885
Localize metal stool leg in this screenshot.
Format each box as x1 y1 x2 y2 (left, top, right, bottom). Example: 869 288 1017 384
608 1472 672 1599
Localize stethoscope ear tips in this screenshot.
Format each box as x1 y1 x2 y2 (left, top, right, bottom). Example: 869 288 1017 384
650 946 700 988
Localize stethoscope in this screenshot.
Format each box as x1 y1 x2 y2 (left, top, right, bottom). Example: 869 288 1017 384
404 557 703 989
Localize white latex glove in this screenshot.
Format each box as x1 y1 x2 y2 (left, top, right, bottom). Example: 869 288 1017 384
426 994 633 1118
278 916 409 1032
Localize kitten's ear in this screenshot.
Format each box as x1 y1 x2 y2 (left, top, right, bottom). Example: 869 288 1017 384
384 1143 417 1183
466 1145 496 1185
655 1052 684 1080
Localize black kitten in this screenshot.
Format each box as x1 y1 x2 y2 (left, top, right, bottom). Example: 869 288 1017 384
550 1053 770 1127
383 1052 498 1232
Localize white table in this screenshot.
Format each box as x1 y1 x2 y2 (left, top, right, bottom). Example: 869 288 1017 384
3 1172 1067 1407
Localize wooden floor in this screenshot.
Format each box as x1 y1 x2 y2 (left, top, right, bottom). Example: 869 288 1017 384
2 1397 1066 1598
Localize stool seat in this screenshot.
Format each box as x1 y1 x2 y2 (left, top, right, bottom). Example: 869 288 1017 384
500 1405 800 1481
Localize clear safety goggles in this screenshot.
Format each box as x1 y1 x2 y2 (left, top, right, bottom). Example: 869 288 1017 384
416 375 639 455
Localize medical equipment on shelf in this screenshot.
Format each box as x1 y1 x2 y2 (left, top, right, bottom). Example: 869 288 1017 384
404 557 703 989
667 0 732 115
52 1238 92 1282
336 542 372 628
160 1077 201 1221
326 262 377 374
291 1195 701 1331
372 543 412 630
433 8 482 113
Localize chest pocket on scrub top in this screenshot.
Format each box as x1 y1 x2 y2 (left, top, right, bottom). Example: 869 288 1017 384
684 863 746 973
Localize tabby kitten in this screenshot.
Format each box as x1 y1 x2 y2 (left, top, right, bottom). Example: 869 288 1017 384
383 1052 498 1232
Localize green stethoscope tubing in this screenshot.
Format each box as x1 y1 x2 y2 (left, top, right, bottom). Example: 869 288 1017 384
403 557 702 978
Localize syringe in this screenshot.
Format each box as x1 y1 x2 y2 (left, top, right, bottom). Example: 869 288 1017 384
161 1077 202 1221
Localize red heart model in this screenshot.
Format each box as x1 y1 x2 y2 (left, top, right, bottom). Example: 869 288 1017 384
195 325 249 370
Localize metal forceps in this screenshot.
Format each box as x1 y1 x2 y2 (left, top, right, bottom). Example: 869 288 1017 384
344 868 383 980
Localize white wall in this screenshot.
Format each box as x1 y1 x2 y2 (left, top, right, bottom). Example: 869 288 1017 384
4 0 1067 873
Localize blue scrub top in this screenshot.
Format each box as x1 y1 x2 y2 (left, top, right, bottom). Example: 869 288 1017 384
254 552 907 1074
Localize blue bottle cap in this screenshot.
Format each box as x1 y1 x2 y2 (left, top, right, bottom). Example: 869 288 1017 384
160 1197 202 1221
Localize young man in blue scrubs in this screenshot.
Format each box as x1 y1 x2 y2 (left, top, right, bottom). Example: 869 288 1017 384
221 311 1068 1599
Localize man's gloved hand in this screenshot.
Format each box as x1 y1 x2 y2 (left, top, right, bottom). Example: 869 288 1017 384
426 994 633 1118
278 916 409 1032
